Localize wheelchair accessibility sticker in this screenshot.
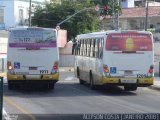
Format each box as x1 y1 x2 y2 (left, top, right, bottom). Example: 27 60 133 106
14 62 20 69
110 67 117 74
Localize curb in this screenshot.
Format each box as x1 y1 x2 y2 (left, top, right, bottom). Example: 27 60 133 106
3 108 10 120
149 85 160 91
0 73 6 77
59 68 74 72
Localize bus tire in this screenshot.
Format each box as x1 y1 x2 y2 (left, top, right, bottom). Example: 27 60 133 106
89 71 96 90
77 67 85 84
79 79 85 84
49 83 55 90
8 82 13 90
124 85 137 91
77 67 80 78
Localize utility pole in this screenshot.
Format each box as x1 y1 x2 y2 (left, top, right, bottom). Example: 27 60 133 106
145 1 149 31
29 0 32 27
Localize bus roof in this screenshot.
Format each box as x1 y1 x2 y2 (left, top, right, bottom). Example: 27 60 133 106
9 27 56 32
76 30 152 39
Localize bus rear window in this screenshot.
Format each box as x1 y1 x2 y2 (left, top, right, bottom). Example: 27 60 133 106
9 28 57 48
106 33 152 51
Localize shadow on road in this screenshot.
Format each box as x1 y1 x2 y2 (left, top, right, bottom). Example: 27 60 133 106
3 81 137 98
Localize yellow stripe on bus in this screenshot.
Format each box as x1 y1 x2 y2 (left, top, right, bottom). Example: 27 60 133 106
7 73 59 81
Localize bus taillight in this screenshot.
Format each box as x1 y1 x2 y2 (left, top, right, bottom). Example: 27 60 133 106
7 61 13 70
7 61 15 74
104 65 109 73
53 62 58 70
149 65 154 73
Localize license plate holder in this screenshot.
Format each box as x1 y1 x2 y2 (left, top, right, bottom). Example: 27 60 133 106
29 67 37 70
26 75 40 79
121 79 137 83
124 70 133 75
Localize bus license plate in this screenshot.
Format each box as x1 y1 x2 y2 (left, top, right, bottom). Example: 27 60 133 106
121 79 137 83
26 75 40 79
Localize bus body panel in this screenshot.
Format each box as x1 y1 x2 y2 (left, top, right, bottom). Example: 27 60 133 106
74 30 154 89
7 28 59 88
103 51 153 77
7 48 58 75
102 31 154 86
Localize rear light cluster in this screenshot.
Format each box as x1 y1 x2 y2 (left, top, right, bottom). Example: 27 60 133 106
103 65 109 73
149 65 154 74
51 61 58 74
7 61 15 74
53 62 58 70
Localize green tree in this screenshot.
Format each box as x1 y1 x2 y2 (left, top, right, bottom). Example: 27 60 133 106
32 1 100 40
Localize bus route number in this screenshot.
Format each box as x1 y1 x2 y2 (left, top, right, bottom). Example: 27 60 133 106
40 70 48 74
19 38 31 43
137 74 149 78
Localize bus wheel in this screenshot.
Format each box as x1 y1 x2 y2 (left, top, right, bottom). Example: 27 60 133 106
49 83 55 90
77 67 80 78
90 72 96 90
79 79 85 84
8 82 13 90
124 85 137 91
77 67 85 84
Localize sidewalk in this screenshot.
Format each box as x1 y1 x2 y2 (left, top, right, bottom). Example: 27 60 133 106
59 67 74 72
150 74 160 91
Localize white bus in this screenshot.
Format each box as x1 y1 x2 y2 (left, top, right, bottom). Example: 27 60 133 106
7 27 59 90
74 30 154 91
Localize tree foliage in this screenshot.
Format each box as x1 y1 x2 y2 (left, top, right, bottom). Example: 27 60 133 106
32 1 101 40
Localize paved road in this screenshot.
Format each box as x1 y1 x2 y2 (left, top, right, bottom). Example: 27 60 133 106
3 71 160 120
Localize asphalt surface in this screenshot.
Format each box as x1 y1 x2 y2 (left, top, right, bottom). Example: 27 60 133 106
3 71 160 120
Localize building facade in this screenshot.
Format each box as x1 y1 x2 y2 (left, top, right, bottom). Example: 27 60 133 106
0 0 49 30
102 6 160 30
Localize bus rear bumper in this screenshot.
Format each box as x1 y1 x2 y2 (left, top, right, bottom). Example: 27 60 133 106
7 73 59 82
101 76 154 87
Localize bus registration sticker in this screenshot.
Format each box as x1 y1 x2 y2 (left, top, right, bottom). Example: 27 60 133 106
121 79 137 83
110 67 116 74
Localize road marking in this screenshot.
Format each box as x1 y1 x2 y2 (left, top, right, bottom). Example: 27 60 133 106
64 77 74 81
4 96 37 120
3 108 11 120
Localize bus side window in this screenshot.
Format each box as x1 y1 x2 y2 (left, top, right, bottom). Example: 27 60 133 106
88 39 91 57
84 39 87 56
99 38 104 59
80 39 83 56
78 40 81 56
97 38 100 58
83 39 85 56
90 39 92 57
98 39 102 58
87 39 90 57
82 39 85 56
90 39 94 57
74 41 78 55
93 39 96 57
78 40 81 55
85 39 88 56
95 39 98 58
73 42 76 55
